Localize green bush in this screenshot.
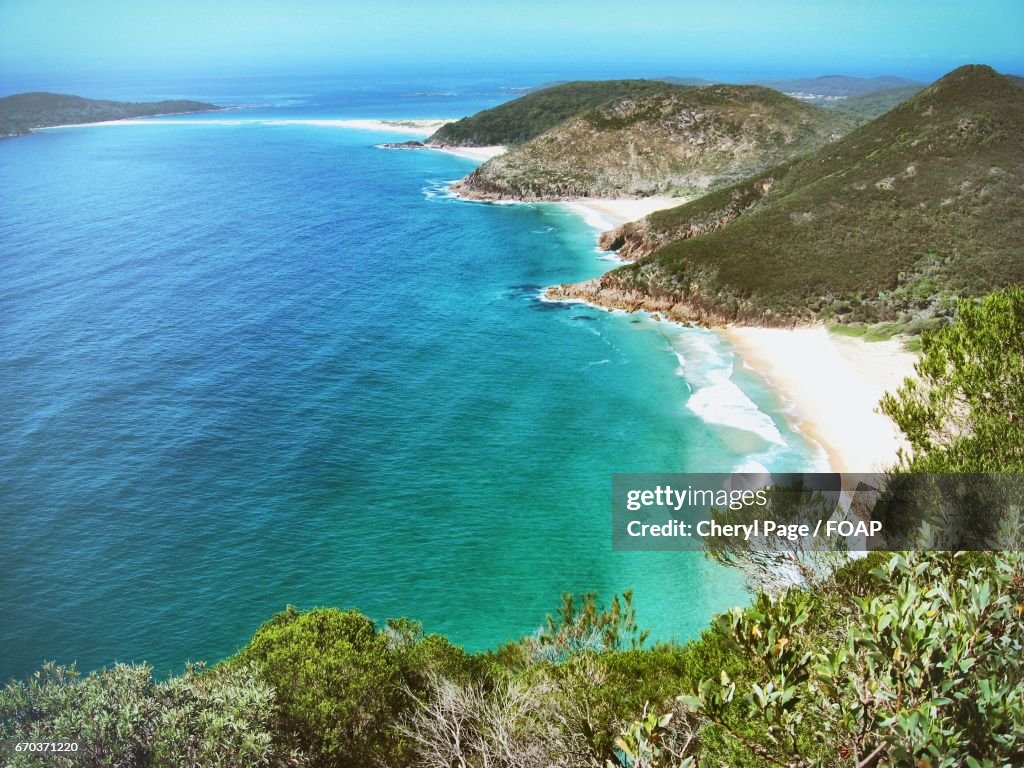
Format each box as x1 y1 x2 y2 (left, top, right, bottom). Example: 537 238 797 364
678 551 1024 767
882 286 1024 472
228 606 476 767
0 662 289 768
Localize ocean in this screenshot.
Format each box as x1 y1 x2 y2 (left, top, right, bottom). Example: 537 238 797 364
0 75 824 681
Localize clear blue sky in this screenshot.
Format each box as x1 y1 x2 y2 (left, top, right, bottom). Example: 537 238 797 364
1 0 1021 82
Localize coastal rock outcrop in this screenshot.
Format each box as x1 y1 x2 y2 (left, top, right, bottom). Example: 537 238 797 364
378 140 426 149
544 273 804 328
596 175 778 260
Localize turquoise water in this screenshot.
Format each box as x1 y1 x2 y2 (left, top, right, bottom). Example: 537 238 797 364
0 81 823 680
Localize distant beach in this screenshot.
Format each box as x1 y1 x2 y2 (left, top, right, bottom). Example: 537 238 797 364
262 116 509 160
41 116 457 132
319 118 454 133
427 144 506 161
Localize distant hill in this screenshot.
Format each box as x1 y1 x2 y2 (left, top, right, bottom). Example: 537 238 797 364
549 65 1024 327
657 76 717 86
823 84 925 118
427 80 682 147
452 84 855 200
788 71 1022 120
759 74 922 99
0 92 222 137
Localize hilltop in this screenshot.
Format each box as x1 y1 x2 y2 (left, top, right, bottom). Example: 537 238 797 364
0 92 222 137
428 75 924 149
819 72 1022 120
427 80 679 147
452 84 854 200
549 65 1024 327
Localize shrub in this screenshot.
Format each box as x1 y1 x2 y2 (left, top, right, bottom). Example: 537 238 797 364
0 662 289 768
881 286 1024 472
613 551 1024 767
229 606 477 767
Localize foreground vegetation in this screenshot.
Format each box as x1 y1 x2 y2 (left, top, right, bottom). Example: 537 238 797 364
3 552 1021 767
3 287 1022 765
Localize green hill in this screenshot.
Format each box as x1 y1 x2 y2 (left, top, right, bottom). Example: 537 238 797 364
453 84 855 200
549 65 1024 327
0 92 222 137
427 80 679 147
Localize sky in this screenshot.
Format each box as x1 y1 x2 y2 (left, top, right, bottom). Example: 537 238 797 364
1 0 1022 84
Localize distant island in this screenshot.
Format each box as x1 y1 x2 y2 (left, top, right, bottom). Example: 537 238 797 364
0 91 223 138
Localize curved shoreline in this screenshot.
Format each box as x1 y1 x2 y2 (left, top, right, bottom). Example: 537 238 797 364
721 327 917 473
541 200 918 474
436 136 919 474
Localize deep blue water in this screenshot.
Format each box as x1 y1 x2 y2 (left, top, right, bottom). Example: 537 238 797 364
0 77 823 680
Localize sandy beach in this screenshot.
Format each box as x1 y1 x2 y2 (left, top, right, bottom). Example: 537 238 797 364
561 196 688 231
723 326 919 473
426 145 507 161
323 118 454 133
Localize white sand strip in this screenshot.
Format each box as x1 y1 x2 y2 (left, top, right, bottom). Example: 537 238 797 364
722 326 919 473
561 196 689 230
319 118 455 133
426 145 506 161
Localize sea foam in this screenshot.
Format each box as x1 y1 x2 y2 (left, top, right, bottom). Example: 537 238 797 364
672 331 787 448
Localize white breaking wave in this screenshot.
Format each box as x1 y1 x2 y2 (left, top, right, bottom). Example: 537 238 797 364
422 180 462 200
686 369 788 447
671 330 787 447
